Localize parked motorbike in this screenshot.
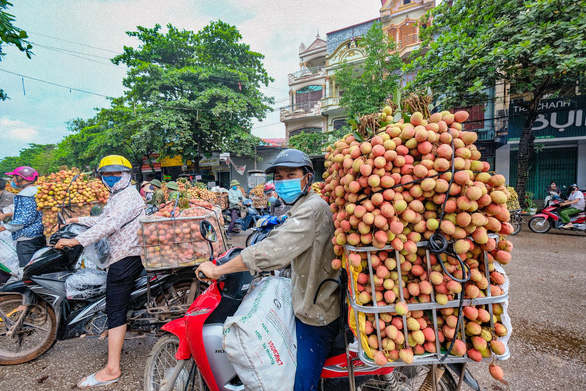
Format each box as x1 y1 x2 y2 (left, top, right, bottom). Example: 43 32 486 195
144 222 477 391
245 215 286 247
0 223 204 365
509 209 523 235
528 201 586 233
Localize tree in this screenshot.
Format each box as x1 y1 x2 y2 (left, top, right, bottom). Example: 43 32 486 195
335 21 402 120
288 129 346 156
0 143 56 175
408 0 586 206
0 0 32 100
112 22 274 171
54 99 162 177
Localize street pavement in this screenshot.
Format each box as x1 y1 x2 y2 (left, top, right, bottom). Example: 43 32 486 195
0 228 585 390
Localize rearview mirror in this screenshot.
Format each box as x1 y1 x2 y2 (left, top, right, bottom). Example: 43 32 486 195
200 220 217 243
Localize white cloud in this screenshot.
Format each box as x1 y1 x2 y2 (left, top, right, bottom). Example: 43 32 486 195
0 116 39 141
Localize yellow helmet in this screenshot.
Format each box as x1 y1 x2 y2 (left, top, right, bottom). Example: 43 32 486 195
98 155 132 173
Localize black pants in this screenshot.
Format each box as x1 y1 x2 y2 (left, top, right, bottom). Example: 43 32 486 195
16 236 47 267
106 256 144 329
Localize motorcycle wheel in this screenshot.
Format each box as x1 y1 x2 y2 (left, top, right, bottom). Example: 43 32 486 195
144 334 207 391
510 216 522 235
246 232 259 247
154 281 202 321
360 365 458 391
528 216 552 233
0 294 57 365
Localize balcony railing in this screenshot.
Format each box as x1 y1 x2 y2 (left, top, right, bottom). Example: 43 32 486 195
321 96 341 109
288 66 326 83
280 100 321 121
398 34 419 49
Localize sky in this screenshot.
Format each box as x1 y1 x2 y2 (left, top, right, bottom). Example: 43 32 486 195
0 0 383 160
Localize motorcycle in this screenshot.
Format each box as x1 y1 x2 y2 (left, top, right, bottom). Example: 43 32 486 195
528 201 586 233
509 209 523 235
144 222 478 391
0 223 205 365
245 214 286 247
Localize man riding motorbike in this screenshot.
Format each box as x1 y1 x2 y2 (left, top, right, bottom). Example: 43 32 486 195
560 184 585 229
197 149 340 391
55 155 145 388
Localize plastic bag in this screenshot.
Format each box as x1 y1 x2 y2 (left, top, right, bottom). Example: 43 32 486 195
81 238 110 269
223 277 297 391
65 268 107 299
0 230 21 278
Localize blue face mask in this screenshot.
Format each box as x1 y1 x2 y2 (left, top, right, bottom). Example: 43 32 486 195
268 196 277 203
102 175 122 188
232 186 238 190
275 178 304 205
10 180 20 189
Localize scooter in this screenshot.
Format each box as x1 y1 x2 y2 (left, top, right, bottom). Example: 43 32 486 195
245 214 286 247
0 223 203 365
144 222 476 391
528 200 586 233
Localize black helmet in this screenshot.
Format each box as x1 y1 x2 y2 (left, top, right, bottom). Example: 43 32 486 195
569 184 578 191
265 149 313 175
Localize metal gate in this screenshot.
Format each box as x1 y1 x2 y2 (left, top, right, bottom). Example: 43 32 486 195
509 146 577 199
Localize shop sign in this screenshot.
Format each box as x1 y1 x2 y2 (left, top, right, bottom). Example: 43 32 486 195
508 96 586 141
160 155 183 167
200 158 220 167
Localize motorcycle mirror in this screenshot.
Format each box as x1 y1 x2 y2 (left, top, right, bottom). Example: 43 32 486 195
200 220 217 243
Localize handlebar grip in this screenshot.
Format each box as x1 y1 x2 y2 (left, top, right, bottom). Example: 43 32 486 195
198 271 207 280
62 246 71 252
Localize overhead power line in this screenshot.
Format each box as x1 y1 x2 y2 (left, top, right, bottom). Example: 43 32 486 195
0 69 114 98
27 30 121 54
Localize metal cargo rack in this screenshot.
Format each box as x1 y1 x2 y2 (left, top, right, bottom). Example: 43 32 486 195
139 207 227 272
345 234 510 369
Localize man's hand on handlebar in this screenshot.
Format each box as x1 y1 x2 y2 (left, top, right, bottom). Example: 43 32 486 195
55 238 80 250
197 261 220 281
65 217 79 225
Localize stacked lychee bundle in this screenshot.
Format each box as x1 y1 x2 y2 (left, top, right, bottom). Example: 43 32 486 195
320 108 512 383
138 205 225 271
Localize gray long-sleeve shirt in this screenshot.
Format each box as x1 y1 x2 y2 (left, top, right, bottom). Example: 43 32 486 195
240 192 340 326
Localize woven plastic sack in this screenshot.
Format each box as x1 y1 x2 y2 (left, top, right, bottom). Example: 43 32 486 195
65 268 107 299
223 277 297 391
0 230 20 278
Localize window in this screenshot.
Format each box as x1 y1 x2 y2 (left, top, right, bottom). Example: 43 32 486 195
296 85 323 104
333 119 348 130
404 0 411 4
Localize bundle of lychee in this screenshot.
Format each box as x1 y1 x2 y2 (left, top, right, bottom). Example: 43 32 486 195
320 107 512 383
138 203 225 270
36 169 109 211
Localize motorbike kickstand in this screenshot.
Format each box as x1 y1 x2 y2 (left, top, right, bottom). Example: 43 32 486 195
6 305 30 338
344 330 356 391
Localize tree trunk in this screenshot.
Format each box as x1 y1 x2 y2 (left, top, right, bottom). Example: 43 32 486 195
515 96 543 209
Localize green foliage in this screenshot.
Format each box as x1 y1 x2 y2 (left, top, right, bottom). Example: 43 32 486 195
335 22 402 119
112 21 273 165
408 0 586 108
408 0 586 207
0 0 33 100
288 129 346 156
0 144 56 176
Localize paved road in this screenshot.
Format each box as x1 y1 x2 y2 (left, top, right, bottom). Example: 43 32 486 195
1 228 585 390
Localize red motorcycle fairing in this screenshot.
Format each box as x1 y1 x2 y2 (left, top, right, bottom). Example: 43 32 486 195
321 351 393 379
184 282 223 391
161 318 192 361
532 213 550 219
